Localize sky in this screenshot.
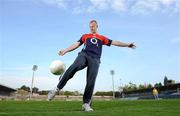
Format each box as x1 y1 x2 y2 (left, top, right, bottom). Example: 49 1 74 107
0 0 180 93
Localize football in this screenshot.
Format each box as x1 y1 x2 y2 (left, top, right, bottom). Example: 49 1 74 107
49 60 66 75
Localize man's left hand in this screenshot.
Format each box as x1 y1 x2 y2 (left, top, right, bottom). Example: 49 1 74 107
128 43 136 49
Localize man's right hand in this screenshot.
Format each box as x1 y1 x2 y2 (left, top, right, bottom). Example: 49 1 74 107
58 42 81 56
58 49 66 56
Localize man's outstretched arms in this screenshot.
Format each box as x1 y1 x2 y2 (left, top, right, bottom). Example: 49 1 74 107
111 40 136 49
58 42 81 56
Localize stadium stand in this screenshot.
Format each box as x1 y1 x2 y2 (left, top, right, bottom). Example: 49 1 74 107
0 84 16 100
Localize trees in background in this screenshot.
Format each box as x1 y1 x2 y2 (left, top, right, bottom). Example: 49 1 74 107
17 75 176 96
122 82 152 92
32 87 39 93
164 76 168 86
19 85 30 92
18 85 39 93
118 75 177 92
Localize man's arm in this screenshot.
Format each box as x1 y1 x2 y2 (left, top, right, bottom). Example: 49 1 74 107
58 42 81 56
111 40 136 49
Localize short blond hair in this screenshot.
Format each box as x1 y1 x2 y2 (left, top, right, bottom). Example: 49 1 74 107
91 20 98 24
89 20 98 27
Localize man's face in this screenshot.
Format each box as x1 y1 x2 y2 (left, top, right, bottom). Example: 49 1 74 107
89 22 98 34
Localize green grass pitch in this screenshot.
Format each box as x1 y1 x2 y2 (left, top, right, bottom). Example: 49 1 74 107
0 99 180 116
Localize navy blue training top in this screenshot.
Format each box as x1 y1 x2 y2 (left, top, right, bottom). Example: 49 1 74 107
78 33 112 59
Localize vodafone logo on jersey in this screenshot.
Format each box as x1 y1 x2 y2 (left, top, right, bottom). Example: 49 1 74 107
91 38 97 44
90 38 98 47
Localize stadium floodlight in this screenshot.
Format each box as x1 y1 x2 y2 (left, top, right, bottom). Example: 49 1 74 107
30 65 38 99
110 70 115 99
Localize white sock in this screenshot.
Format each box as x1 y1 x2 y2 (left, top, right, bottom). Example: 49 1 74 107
55 87 60 92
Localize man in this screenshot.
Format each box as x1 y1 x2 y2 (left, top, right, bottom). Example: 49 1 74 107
153 88 159 100
48 20 136 111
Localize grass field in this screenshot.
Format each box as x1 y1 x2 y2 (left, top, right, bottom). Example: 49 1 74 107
0 99 180 116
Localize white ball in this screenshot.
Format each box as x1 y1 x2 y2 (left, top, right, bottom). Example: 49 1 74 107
49 60 66 75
